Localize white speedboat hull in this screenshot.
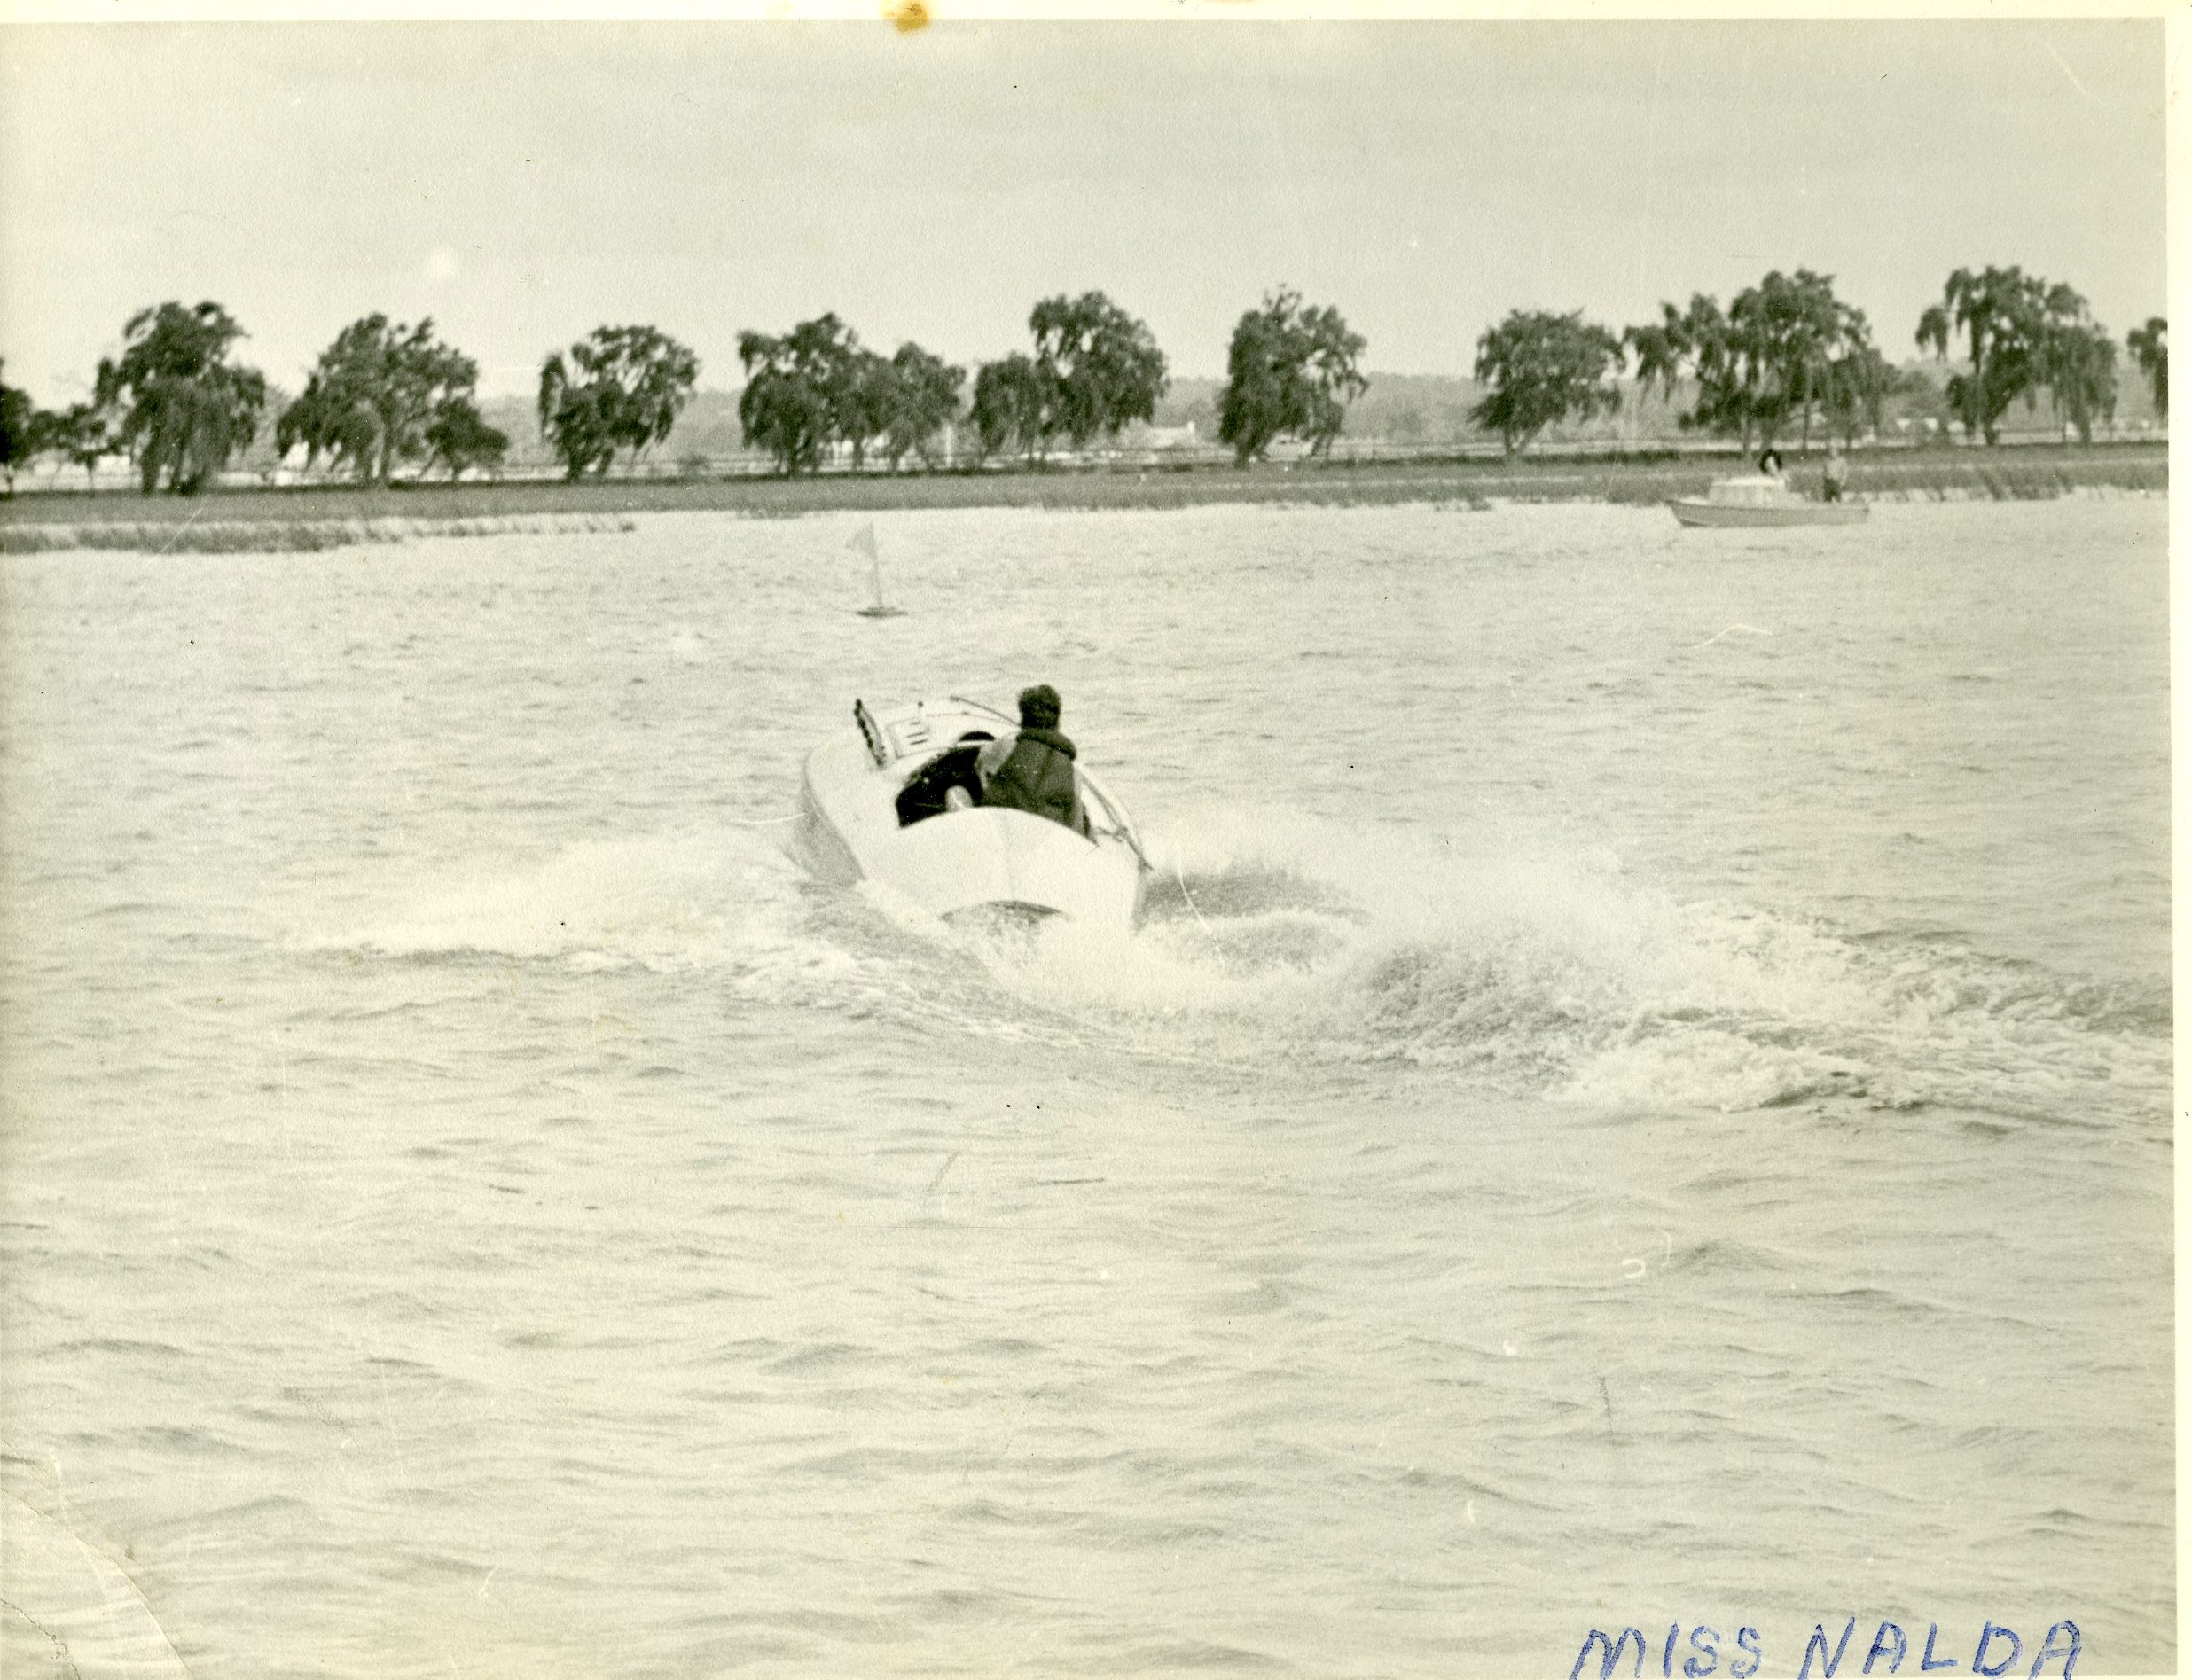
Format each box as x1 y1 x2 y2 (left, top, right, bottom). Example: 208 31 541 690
795 698 1148 931
1671 472 1867 527
1669 496 1868 527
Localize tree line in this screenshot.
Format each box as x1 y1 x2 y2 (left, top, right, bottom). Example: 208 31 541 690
0 268 2166 496
1474 265 2165 458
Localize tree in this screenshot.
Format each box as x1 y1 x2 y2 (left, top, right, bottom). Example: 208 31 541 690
1915 266 2053 445
1028 292 1168 449
1697 271 1817 452
276 370 379 477
1624 295 1727 433
1670 294 1768 449
1470 309 1624 453
1819 342 1898 446
422 398 508 480
96 301 269 494
1917 269 2120 445
1217 287 1370 464
1769 272 1867 454
1621 306 1687 416
737 314 857 476
1218 302 1296 464
2037 285 2116 444
0 361 35 495
538 324 701 479
834 347 897 473
42 400 121 493
535 377 620 479
2126 317 2166 423
1763 273 1880 454
1632 273 1875 454
279 315 481 485
880 342 965 470
2047 324 2117 442
969 354 1053 463
1296 303 1370 455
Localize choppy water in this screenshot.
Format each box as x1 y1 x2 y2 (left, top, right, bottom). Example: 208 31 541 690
0 496 2170 1676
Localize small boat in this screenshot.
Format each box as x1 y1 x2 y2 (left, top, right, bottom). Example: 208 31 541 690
1669 473 1867 527
795 696 1151 930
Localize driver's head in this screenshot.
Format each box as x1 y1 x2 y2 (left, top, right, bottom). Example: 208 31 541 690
1018 684 1062 729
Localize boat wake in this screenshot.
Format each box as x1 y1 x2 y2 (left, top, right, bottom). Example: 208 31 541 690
947 807 2168 1126
312 806 2167 1127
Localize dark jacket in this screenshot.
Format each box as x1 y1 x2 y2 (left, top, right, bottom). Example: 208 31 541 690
979 727 1087 833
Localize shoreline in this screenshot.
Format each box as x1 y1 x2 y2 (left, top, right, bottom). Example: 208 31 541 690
0 443 2165 554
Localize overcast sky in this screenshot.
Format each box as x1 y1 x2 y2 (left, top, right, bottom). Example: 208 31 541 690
0 18 2167 402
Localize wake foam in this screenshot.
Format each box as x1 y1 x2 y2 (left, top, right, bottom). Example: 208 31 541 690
960 808 2167 1122
309 807 2168 1124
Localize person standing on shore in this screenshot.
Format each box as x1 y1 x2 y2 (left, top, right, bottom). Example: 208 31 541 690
1822 441 1849 503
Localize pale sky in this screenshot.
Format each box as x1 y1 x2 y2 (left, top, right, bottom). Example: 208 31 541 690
0 17 2167 402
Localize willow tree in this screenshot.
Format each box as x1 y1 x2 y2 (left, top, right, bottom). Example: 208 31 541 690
1028 292 1169 450
422 400 509 481
1470 309 1624 454
834 347 896 473
737 314 856 476
284 315 481 484
276 371 380 478
1624 294 1735 440
1770 274 1875 454
2038 285 2117 444
539 324 701 479
41 400 119 493
1915 267 2054 445
2126 317 2167 422
1636 273 1876 455
1820 343 1898 447
880 343 965 471
1621 302 1692 421
0 359 35 494
1918 270 2124 444
968 354 1053 464
97 301 269 494
1217 287 1370 464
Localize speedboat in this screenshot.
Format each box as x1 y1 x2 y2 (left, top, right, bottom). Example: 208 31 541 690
795 696 1151 930
1669 473 1867 527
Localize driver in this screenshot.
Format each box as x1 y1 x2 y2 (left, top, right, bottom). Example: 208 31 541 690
976 684 1090 835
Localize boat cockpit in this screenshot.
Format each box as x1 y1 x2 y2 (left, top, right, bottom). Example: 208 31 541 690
893 735 994 826
854 697 1004 830
855 698 1141 852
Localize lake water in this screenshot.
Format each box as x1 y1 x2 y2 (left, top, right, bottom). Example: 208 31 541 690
0 496 2171 1677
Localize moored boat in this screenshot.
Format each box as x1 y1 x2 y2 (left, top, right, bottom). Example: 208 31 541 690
795 696 1150 930
1669 473 1868 527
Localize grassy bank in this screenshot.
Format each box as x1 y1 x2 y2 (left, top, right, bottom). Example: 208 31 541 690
0 511 637 556
1 443 2164 554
